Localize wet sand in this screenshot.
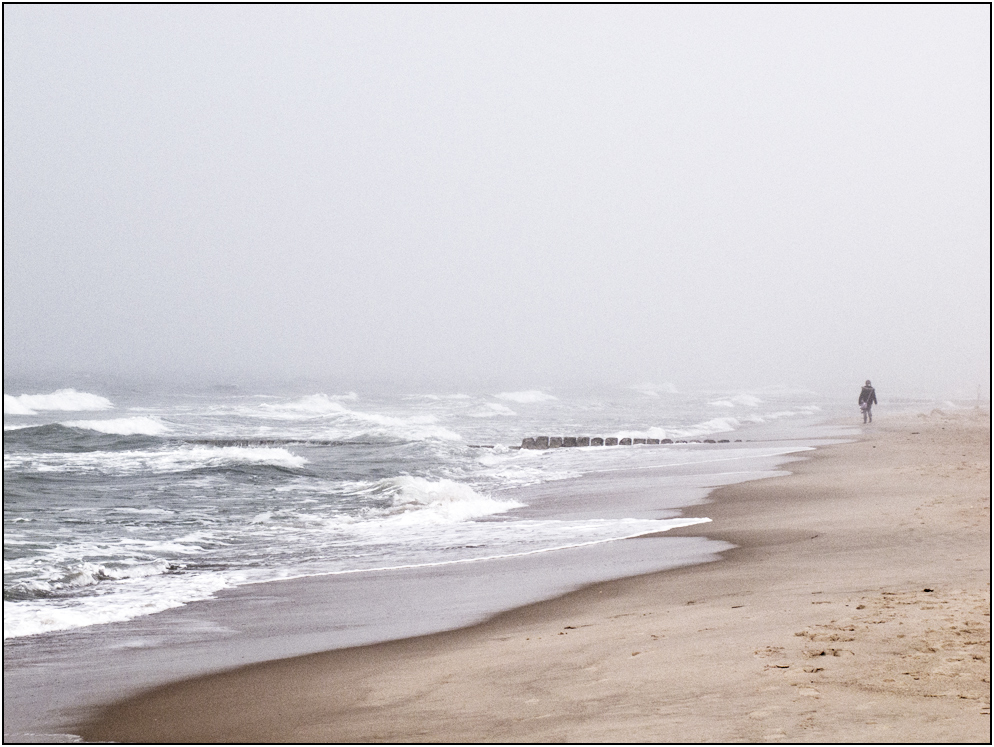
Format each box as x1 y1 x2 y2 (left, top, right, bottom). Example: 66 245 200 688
78 409 990 743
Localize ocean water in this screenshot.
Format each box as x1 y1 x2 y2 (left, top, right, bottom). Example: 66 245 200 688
4 383 830 642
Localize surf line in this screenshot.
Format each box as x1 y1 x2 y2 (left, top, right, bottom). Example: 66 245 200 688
237 518 713 584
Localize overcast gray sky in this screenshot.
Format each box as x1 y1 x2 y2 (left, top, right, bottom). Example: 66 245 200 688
4 5 990 396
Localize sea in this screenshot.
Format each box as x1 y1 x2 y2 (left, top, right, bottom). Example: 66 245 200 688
15 381 966 740
4 381 843 644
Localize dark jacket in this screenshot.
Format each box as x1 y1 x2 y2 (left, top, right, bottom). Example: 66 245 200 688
859 386 877 406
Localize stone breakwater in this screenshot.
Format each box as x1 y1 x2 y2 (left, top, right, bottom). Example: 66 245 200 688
519 436 739 449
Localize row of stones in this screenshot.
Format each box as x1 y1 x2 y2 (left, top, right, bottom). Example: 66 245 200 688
520 436 736 449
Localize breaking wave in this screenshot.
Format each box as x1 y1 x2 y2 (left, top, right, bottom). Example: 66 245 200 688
4 389 114 415
8 559 174 597
612 417 742 442
62 417 170 436
4 445 307 475
246 394 462 441
258 393 349 416
4 571 230 639
346 476 523 523
468 403 517 418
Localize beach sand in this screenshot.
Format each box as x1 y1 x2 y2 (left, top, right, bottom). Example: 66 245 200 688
77 409 990 743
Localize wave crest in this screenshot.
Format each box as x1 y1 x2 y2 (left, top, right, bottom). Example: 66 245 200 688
249 394 463 441
354 476 523 523
4 445 307 475
4 389 113 415
63 417 170 436
12 559 174 597
258 394 349 416
613 417 742 441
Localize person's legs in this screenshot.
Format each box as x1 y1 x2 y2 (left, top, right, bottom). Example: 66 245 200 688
868 405 872 423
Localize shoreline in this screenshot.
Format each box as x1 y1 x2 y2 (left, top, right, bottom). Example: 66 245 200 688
5 435 826 742
77 408 990 743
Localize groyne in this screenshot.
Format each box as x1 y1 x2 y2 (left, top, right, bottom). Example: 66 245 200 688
519 436 737 449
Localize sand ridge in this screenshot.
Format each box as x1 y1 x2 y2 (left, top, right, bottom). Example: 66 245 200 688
77 408 991 743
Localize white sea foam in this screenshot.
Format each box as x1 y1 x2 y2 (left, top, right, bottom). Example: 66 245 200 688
350 476 524 523
3 570 231 639
474 459 579 488
610 417 742 442
345 411 462 441
258 393 349 416
4 389 113 415
3 513 704 639
64 416 170 436
112 507 175 516
4 446 307 475
249 394 463 441
19 559 174 594
673 417 740 438
3 396 34 415
495 390 558 403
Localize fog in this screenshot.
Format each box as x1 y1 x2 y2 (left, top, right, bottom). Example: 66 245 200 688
4 5 990 397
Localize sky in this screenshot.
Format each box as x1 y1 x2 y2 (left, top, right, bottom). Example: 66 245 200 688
3 5 990 397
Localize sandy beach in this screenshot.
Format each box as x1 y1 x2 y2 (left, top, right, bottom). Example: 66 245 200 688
77 408 990 743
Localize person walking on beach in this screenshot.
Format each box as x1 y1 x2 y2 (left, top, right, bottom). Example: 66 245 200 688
859 380 877 423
